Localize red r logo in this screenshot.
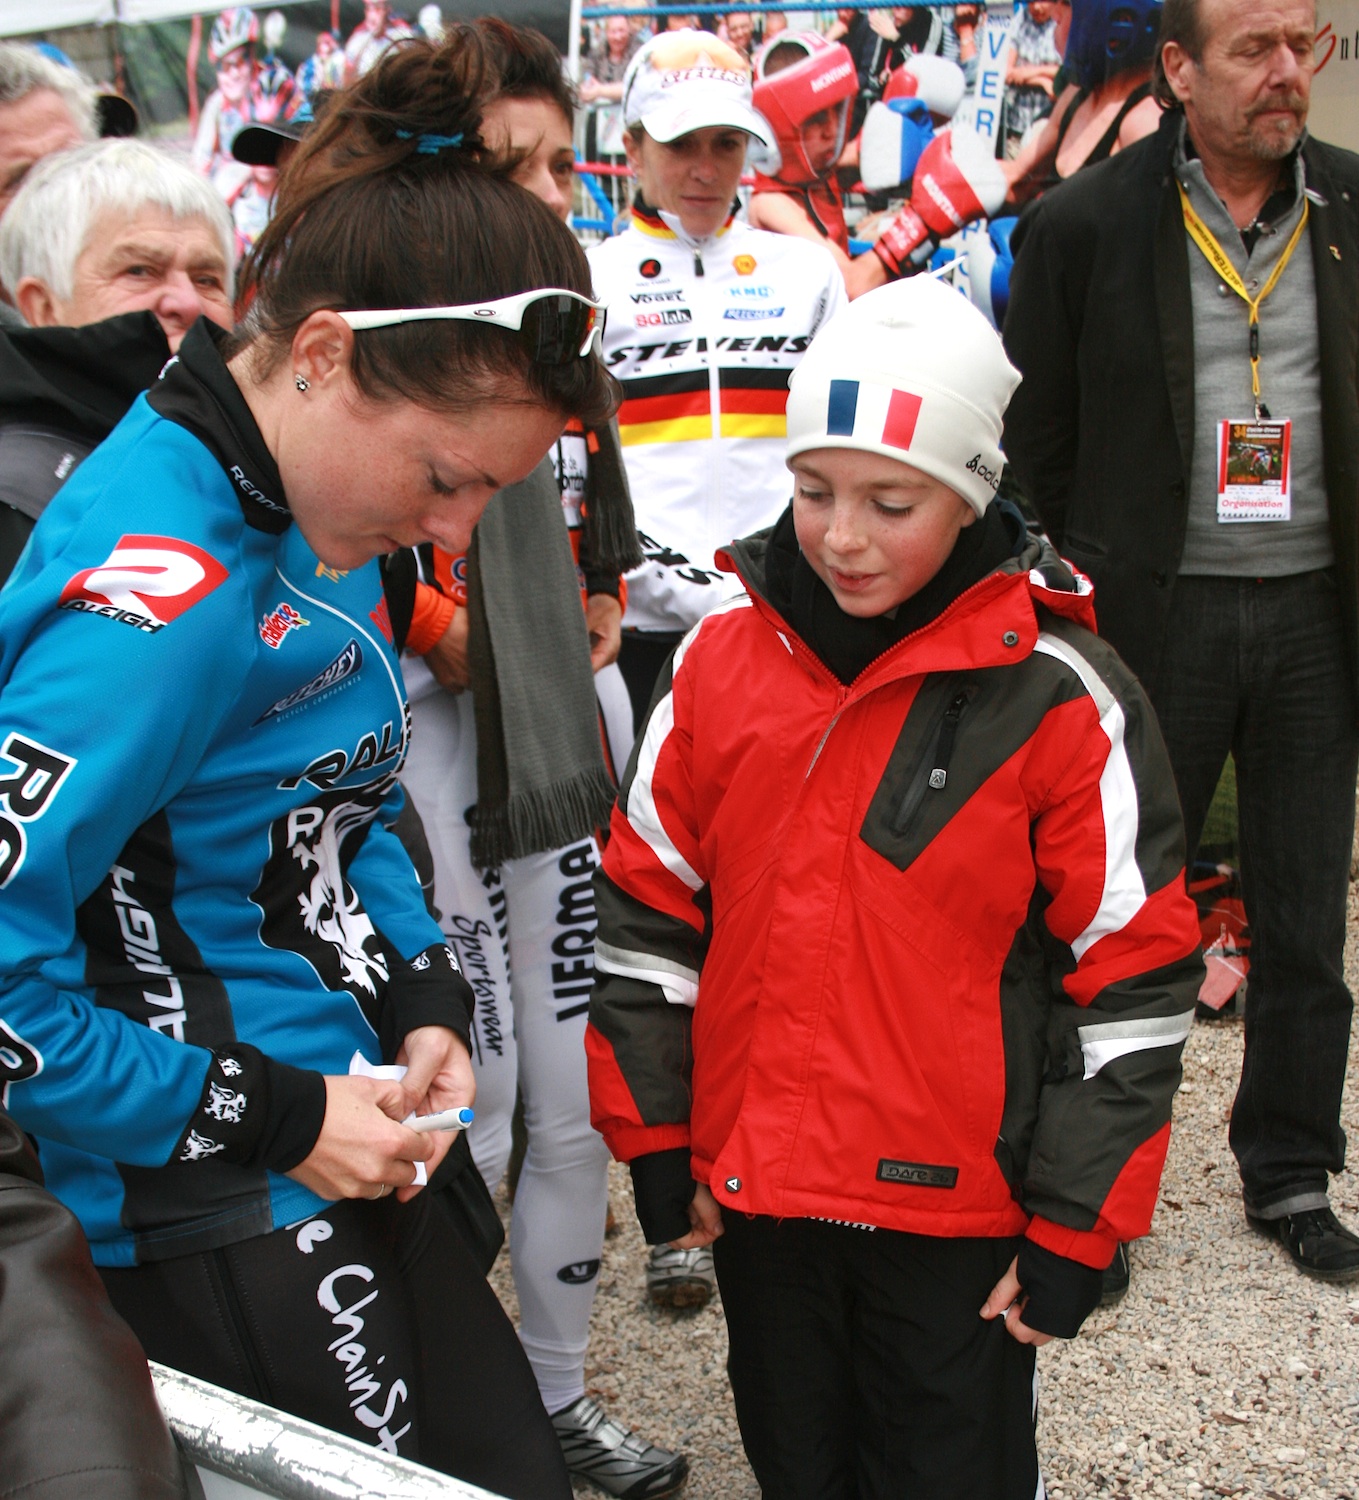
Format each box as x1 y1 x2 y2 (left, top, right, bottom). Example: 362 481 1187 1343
60 534 229 626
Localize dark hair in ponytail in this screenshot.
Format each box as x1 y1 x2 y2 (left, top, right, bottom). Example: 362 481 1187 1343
234 32 616 426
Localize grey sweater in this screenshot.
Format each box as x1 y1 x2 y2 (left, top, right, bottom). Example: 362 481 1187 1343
1177 123 1333 576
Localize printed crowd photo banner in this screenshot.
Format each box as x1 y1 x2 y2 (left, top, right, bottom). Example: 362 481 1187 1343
0 0 566 131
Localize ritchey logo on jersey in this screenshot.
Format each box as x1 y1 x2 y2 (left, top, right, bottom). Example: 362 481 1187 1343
732 254 757 275
255 638 363 723
60 534 229 634
259 601 309 649
724 306 784 321
826 379 923 452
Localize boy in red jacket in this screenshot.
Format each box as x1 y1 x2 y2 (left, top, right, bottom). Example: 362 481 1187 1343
586 276 1203 1498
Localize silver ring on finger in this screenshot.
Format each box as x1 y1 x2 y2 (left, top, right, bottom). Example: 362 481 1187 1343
370 1182 390 1201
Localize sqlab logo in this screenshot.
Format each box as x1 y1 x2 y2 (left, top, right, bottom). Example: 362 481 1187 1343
60 534 229 634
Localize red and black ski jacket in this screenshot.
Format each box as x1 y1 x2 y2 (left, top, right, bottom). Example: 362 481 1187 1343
587 525 1203 1276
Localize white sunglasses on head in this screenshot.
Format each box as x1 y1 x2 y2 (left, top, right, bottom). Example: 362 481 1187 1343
338 287 607 364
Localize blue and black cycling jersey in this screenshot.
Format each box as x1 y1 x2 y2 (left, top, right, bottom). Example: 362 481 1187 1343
0 321 473 1266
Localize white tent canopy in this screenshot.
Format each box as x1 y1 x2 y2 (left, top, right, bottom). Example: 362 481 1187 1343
0 0 114 34
0 0 317 32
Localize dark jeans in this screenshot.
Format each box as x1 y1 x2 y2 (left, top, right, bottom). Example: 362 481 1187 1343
1152 570 1358 1217
713 1215 1039 1500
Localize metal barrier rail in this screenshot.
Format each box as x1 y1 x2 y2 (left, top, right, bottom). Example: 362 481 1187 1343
151 1363 510 1500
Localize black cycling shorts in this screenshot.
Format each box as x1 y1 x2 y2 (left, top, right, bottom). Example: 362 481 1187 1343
100 1187 571 1500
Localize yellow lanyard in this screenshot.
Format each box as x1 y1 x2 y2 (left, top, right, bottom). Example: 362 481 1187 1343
1178 182 1309 419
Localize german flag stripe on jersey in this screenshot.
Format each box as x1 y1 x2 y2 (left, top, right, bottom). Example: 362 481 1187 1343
618 370 710 446
619 367 792 445
719 367 790 439
629 204 735 239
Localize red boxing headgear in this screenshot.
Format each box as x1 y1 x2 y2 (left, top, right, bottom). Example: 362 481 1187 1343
752 32 857 186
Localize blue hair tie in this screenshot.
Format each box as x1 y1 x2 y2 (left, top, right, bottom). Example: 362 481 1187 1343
395 129 464 154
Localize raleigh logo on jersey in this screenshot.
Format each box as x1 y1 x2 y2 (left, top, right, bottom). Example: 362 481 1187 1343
0 733 76 887
259 600 309 649
826 379 923 452
60 534 229 634
0 1019 42 1106
255 638 363 723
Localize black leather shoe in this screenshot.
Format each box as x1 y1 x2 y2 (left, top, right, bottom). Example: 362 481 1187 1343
1099 1242 1130 1306
1247 1207 1359 1283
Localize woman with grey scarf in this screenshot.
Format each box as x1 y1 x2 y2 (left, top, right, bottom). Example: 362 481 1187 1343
393 21 689 1500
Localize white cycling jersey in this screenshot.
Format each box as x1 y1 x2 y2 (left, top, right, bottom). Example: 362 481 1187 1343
588 205 846 634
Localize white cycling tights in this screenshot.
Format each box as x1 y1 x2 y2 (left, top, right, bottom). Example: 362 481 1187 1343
401 686 615 1416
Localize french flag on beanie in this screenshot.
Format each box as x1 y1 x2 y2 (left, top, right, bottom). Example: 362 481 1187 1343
784 276 1022 518
826 379 923 452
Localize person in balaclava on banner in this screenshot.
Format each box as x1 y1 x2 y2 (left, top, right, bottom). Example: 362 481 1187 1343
1004 0 1164 201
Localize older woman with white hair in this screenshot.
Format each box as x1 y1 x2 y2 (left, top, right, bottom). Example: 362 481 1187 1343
0 139 235 583
0 137 234 350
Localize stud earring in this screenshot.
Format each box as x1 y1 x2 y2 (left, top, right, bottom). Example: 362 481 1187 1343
294 373 310 392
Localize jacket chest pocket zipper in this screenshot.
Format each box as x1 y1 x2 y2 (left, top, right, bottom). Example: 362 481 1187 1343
891 686 972 834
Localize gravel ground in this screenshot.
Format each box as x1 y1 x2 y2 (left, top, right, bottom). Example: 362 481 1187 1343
490 900 1359 1500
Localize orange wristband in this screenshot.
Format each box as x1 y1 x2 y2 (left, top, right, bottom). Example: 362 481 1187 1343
407 580 457 655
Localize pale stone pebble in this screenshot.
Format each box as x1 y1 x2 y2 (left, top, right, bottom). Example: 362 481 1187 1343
485 886 1359 1499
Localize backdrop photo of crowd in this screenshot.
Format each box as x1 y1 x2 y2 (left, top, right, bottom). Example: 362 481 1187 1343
6 5 1359 1499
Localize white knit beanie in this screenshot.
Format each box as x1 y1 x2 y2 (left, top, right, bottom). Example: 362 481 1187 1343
785 275 1021 518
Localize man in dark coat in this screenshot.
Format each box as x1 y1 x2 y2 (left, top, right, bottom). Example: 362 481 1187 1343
1003 0 1359 1287
1 1109 190 1498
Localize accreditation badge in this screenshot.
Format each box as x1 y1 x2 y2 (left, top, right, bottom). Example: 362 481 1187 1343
1216 418 1292 523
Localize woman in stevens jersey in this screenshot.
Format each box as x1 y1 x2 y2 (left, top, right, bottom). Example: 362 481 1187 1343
589 28 846 746
0 37 614 1500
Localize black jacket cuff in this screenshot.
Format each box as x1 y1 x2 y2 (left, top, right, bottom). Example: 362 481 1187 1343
1016 1238 1106 1338
169 1045 325 1175
629 1147 696 1244
381 940 475 1060
583 570 623 600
